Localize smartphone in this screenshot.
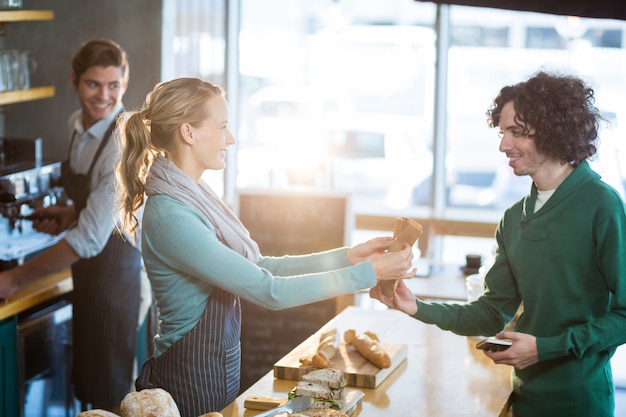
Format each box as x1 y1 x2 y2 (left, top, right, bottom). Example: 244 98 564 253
475 337 512 352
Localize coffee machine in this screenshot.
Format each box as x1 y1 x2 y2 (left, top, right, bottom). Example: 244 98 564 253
0 137 64 269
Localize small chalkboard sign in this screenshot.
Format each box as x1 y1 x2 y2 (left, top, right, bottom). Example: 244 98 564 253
236 188 352 392
236 187 351 255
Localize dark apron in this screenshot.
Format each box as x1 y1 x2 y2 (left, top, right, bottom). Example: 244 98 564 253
136 287 242 417
63 114 142 405
61 115 118 214
71 233 141 404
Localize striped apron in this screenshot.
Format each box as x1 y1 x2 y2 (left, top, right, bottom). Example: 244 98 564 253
136 287 241 417
64 112 142 405
71 232 141 404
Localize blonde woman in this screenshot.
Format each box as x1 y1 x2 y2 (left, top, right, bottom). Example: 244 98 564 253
116 77 414 417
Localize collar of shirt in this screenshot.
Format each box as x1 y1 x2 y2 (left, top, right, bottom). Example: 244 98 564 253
71 102 124 140
69 103 124 171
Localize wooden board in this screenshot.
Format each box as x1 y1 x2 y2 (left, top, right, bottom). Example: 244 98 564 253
244 388 364 416
274 340 408 389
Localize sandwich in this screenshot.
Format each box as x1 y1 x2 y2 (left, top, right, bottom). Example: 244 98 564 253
288 368 345 410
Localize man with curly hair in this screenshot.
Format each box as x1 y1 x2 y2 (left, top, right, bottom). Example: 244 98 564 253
370 71 626 417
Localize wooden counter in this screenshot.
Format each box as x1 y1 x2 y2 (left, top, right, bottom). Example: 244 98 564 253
0 268 72 320
222 306 512 417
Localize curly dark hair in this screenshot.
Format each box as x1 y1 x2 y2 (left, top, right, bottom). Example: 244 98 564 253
487 71 601 166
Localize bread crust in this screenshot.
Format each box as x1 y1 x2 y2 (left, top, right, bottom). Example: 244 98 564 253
301 368 344 389
311 409 349 417
344 329 391 368
120 388 181 417
76 411 120 417
303 327 339 368
380 217 423 297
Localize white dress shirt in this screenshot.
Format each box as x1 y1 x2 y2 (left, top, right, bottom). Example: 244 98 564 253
63 103 128 258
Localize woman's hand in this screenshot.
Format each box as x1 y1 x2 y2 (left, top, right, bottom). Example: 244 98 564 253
348 235 415 282
368 243 415 280
347 236 394 265
370 278 418 315
32 205 76 235
482 331 539 370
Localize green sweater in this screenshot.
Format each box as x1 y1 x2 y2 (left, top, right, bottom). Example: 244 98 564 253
414 161 626 417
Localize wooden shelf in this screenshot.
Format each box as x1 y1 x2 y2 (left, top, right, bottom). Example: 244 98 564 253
0 10 54 22
0 85 55 105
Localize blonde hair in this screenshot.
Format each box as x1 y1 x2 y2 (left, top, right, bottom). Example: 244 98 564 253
116 77 224 238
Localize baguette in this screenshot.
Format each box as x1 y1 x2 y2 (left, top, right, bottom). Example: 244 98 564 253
381 217 423 297
302 327 339 368
343 329 391 369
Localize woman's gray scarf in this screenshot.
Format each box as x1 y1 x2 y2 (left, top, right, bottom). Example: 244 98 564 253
144 154 260 262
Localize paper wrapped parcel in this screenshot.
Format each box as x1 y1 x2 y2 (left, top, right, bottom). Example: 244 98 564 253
380 217 423 297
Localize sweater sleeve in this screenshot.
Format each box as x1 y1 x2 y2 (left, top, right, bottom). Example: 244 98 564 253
413 259 521 336
256 247 352 276
413 217 522 337
144 196 376 310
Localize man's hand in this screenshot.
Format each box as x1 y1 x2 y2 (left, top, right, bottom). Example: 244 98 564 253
32 205 76 235
483 331 539 370
348 237 416 279
370 278 418 315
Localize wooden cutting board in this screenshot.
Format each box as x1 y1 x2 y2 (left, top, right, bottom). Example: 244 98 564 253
274 340 408 389
244 388 365 416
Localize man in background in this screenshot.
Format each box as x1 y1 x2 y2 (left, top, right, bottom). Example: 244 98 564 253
0 39 145 413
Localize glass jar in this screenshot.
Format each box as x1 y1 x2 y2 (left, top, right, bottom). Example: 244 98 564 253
466 272 485 302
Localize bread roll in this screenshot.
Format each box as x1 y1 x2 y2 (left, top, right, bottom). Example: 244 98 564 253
120 388 181 417
311 350 330 368
76 411 120 417
310 327 339 368
197 413 223 417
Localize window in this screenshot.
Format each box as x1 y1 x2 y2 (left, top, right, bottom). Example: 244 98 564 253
162 0 228 196
164 0 626 260
237 0 437 215
446 7 626 220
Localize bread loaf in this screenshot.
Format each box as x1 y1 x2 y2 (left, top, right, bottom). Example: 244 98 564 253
344 329 391 369
381 217 423 297
120 388 181 417
76 410 120 417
